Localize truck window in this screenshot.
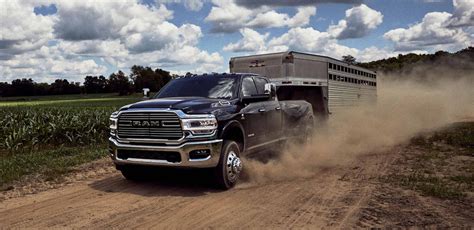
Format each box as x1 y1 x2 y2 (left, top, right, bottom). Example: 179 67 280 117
254 77 268 94
242 77 258 97
156 75 238 99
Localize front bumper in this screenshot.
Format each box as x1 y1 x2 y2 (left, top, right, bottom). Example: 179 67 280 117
109 137 222 168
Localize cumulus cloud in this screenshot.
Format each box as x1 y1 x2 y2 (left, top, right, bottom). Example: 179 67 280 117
223 27 413 62
54 1 173 41
448 0 474 27
205 0 316 33
234 0 362 8
247 7 316 28
1 0 224 82
267 27 359 57
0 1 55 60
328 4 383 39
384 11 471 51
223 27 360 58
223 28 270 52
156 0 205 11
1 46 107 83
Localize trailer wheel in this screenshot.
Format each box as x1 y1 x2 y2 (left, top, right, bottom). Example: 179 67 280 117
214 140 242 190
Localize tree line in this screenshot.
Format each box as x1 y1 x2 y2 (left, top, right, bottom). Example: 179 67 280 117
358 47 473 73
0 65 173 97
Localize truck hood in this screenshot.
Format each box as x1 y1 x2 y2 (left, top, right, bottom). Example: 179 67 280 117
122 97 236 114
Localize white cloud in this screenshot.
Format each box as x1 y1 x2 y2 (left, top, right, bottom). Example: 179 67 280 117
384 11 471 51
205 0 316 33
156 0 205 11
0 0 224 82
448 0 474 27
205 0 257 33
247 7 316 28
223 27 412 62
234 0 361 8
223 28 270 52
268 27 359 58
0 1 55 60
223 27 360 58
54 1 173 41
328 4 383 39
1 46 107 83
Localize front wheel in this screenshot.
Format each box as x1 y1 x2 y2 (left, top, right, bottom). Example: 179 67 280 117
118 165 147 181
214 140 242 190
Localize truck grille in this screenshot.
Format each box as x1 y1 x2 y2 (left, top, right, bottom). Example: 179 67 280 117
117 112 183 140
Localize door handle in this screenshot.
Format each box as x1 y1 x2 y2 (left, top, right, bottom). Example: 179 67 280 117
258 108 266 113
275 107 281 111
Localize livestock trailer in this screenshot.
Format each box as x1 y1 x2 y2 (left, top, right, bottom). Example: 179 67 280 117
229 51 377 118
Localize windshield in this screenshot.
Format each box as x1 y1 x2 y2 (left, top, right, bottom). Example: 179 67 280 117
155 76 238 99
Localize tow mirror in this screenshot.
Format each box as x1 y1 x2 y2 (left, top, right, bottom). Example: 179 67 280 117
264 83 276 98
242 95 270 104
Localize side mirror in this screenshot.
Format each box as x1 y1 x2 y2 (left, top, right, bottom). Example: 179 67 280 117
241 95 270 104
264 83 276 98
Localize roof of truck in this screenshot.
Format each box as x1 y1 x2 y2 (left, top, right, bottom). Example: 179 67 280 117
178 72 259 78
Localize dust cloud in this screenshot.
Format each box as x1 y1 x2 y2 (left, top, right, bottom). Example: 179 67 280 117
241 73 474 185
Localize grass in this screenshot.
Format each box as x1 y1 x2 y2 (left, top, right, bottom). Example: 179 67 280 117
0 145 107 187
387 122 474 199
386 173 465 199
0 93 141 187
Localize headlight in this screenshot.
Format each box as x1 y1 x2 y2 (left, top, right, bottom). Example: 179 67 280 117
181 117 217 135
110 118 118 130
110 111 118 130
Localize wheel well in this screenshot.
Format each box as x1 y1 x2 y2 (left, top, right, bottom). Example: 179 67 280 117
222 126 245 152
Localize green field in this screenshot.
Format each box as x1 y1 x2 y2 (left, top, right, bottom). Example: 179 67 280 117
0 94 142 188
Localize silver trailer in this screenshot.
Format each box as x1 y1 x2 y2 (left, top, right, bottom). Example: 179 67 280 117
229 51 377 117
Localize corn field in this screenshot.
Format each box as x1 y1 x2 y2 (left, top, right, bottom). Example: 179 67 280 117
0 107 114 151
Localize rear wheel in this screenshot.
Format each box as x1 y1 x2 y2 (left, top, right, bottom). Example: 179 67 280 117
214 140 242 189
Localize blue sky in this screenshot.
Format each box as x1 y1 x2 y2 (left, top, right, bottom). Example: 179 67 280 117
1 0 472 83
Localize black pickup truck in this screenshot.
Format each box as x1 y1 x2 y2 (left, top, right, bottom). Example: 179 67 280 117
109 73 313 189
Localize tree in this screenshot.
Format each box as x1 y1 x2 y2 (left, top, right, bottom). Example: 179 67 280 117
11 78 36 96
342 55 357 65
109 71 133 95
83 75 108 94
130 65 172 92
49 79 81 95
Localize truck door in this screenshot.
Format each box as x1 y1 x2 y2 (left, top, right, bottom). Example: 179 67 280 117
240 77 266 150
254 77 282 143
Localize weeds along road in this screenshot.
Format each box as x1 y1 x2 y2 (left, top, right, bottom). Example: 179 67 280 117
0 151 396 229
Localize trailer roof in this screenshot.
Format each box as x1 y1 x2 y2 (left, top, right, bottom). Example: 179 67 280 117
230 51 376 74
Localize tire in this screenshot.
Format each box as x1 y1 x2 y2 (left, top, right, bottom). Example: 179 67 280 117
214 140 242 190
119 165 147 181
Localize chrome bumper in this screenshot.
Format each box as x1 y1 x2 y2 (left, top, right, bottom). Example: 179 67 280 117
109 137 222 168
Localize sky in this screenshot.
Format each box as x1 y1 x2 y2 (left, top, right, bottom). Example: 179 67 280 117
0 0 473 83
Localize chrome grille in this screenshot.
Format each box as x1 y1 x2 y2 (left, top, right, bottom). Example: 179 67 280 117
117 112 183 140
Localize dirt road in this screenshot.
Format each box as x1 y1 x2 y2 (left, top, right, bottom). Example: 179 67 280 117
0 151 398 229
2 142 473 229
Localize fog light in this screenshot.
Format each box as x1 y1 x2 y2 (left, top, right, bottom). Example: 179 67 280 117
189 149 211 159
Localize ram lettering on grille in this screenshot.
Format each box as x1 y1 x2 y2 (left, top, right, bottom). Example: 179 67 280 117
117 112 183 140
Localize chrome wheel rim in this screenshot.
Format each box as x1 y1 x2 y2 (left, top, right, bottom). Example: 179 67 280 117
226 150 242 183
